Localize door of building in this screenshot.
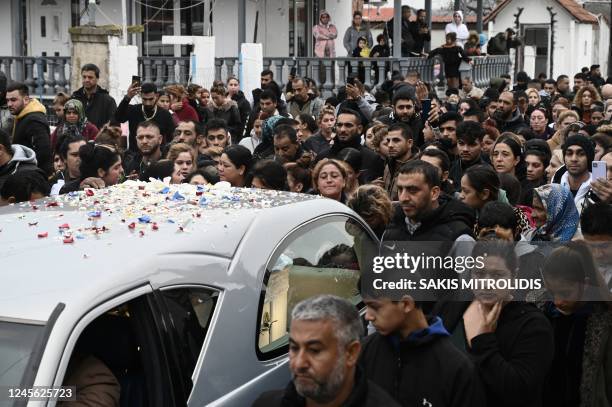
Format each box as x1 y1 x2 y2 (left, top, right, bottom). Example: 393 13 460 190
289 0 324 57
522 26 549 78
27 0 72 57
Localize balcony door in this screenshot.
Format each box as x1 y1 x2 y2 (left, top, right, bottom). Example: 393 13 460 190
289 0 324 57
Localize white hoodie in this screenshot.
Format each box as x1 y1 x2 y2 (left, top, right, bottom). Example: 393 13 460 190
445 10 469 48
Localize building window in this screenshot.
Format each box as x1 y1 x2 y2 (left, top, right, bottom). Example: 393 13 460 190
40 16 46 38
141 0 205 57
52 15 60 40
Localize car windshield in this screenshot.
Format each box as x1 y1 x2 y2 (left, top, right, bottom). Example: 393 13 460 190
0 320 45 391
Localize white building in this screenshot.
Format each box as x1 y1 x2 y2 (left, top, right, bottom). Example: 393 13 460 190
0 0 357 59
484 0 610 79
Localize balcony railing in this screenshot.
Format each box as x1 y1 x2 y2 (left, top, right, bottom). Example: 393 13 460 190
137 55 510 97
0 56 71 97
0 55 510 98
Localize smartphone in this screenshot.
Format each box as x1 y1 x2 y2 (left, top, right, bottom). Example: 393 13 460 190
421 99 431 121
131 75 141 87
592 161 607 180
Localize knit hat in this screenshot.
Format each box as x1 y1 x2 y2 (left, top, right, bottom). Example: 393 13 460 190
562 134 595 167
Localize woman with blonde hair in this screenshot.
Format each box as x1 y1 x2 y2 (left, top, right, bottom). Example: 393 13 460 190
573 84 602 124
311 158 348 203
526 88 541 107
347 184 392 238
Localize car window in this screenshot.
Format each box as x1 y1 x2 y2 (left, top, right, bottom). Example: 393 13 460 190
257 215 376 356
158 287 219 396
62 294 177 407
0 321 45 389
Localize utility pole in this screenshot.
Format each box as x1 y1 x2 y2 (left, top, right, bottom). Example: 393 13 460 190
393 0 401 58
121 0 128 46
476 0 483 33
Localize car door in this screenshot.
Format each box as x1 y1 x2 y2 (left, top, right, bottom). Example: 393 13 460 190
210 213 379 406
151 285 221 405
50 286 180 407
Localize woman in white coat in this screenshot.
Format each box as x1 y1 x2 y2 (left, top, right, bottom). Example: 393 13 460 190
445 10 469 48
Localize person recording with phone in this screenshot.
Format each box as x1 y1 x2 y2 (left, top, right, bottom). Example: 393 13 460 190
114 79 175 153
556 135 595 214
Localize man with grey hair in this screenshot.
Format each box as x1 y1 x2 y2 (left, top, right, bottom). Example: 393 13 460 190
253 295 399 406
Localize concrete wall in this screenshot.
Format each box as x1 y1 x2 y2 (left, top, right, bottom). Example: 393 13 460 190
0 2 14 55
213 0 289 58
486 0 600 80
326 0 353 56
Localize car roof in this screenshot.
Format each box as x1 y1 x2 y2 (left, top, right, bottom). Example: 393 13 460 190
0 181 349 322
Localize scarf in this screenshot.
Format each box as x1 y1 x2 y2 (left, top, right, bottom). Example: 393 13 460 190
533 184 579 242
60 99 88 138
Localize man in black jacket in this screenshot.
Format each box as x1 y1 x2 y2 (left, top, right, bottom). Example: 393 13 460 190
71 63 117 129
408 9 431 55
384 160 475 242
319 109 384 183
385 6 414 57
383 122 416 200
5 82 52 175
253 295 399 407
123 120 164 181
115 82 174 152
493 91 528 134
449 121 489 191
378 91 425 147
360 294 484 407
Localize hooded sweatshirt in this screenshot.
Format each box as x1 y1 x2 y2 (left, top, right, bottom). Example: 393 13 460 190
360 317 485 407
0 144 39 190
206 99 243 143
445 11 469 48
11 98 52 176
313 10 338 57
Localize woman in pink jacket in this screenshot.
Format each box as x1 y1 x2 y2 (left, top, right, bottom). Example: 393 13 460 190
313 10 338 57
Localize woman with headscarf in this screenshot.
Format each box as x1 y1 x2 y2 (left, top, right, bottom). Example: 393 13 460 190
445 10 469 48
313 10 337 58
51 99 98 151
529 183 579 242
252 115 284 161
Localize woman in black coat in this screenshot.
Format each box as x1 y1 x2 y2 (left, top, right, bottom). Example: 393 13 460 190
428 32 472 90
436 241 555 407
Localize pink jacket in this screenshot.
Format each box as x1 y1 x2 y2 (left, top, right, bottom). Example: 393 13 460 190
313 23 338 57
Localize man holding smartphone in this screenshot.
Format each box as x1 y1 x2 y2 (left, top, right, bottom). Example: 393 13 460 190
115 81 175 153
558 134 595 213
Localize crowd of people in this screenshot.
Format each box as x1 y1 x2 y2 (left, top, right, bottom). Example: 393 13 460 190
1 11 612 404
